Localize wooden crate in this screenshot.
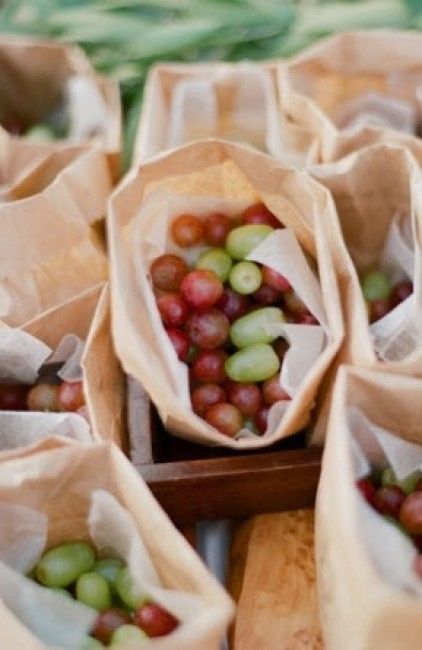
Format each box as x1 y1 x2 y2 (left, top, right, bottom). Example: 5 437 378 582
127 377 321 524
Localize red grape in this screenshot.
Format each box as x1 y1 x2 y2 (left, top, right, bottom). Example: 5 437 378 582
171 214 203 247
374 486 405 518
262 266 291 293
133 603 179 638
0 384 29 410
205 402 243 437
150 255 188 292
413 535 422 552
186 309 229 349
226 381 261 416
27 383 60 412
415 479 422 492
166 328 190 361
295 313 319 325
391 280 413 307
92 608 132 645
191 350 227 383
369 299 391 323
262 374 290 406
283 291 307 316
253 284 282 305
157 293 188 327
242 203 280 228
400 492 422 534
356 478 376 506
181 270 223 310
191 384 226 417
274 338 289 363
255 406 269 434
2 114 24 135
57 381 85 412
216 288 249 322
414 555 422 579
204 213 232 246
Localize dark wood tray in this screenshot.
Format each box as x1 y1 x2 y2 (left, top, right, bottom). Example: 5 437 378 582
127 377 321 524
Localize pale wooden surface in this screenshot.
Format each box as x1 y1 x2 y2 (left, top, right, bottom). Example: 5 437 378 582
229 510 323 650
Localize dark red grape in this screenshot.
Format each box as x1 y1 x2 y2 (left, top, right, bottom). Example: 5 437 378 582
205 402 243 437
295 313 319 325
253 284 282 305
92 608 132 645
226 381 261 416
242 203 280 228
186 309 229 349
374 486 405 518
27 383 60 412
369 299 391 323
262 266 291 293
166 328 190 361
283 291 307 316
413 535 422 552
255 406 269 434
191 384 226 417
0 384 29 410
204 213 232 246
181 270 223 310
356 478 376 506
133 603 179 638
414 554 422 579
57 381 85 412
391 280 413 307
274 338 289 363
400 492 422 534
157 293 188 327
191 350 227 383
262 373 290 406
150 255 188 292
171 214 203 247
216 288 249 322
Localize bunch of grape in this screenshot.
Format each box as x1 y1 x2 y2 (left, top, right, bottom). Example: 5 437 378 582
357 468 422 579
31 541 178 648
360 270 413 323
150 203 319 438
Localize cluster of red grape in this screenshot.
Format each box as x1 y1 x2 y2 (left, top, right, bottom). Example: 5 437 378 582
357 468 422 577
150 203 319 438
0 364 85 414
360 269 413 323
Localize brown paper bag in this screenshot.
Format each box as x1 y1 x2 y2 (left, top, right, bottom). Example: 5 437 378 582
279 30 422 165
108 139 344 449
0 147 110 326
0 438 234 649
310 144 422 444
0 34 121 180
316 365 422 650
133 61 315 168
17 283 125 447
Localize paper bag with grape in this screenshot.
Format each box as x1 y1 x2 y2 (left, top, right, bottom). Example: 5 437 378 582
0 439 233 649
316 365 422 650
0 284 125 450
309 144 422 443
108 139 343 448
279 30 422 166
0 34 121 182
